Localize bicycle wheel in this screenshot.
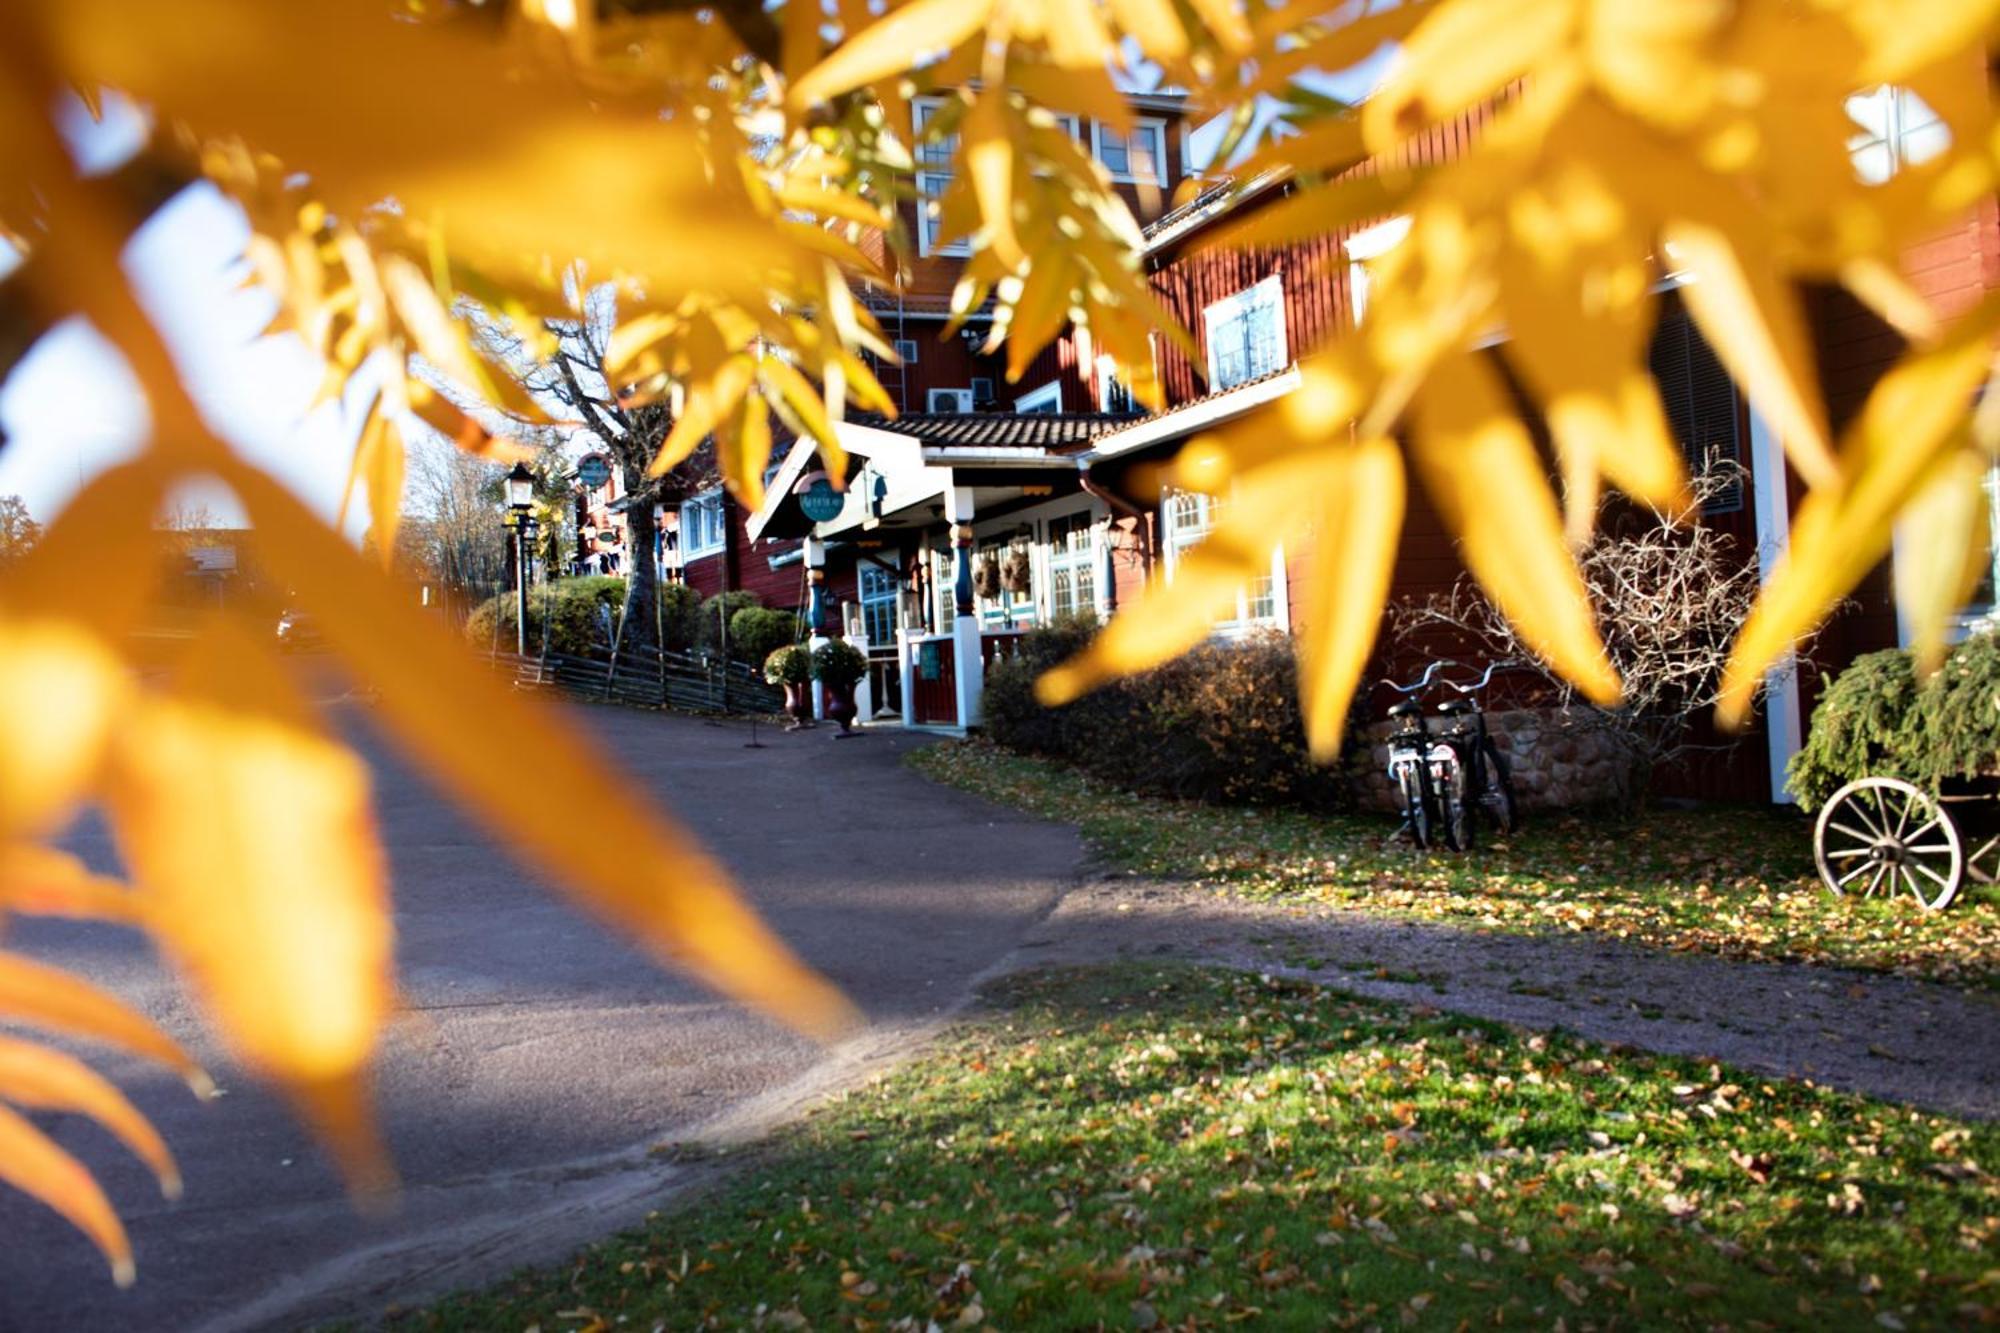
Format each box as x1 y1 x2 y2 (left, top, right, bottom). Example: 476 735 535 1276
1481 738 1518 836
1436 749 1472 852
1397 762 1433 850
1813 777 1963 912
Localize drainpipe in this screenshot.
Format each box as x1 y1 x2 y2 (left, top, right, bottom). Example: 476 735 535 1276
1080 471 1154 612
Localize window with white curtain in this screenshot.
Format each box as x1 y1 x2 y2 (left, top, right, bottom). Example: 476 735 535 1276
1164 489 1283 629
680 490 726 559
1202 276 1288 390
1046 511 1099 622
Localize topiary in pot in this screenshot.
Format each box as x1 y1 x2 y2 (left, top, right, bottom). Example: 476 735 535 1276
813 639 868 735
765 644 815 730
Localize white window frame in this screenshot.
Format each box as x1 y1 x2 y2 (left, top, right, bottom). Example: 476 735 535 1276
1846 85 1949 184
680 489 726 561
1161 487 1288 632
913 95 968 258
1093 357 1131 413
1092 117 1169 185
927 387 974 414
857 556 902 649
1202 275 1289 391
1015 381 1062 414
1043 509 1102 623
1344 215 1412 327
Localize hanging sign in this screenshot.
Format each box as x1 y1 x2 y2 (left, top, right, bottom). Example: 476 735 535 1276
577 454 612 490
796 472 844 523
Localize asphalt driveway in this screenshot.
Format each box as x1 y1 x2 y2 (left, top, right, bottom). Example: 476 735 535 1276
0 703 1083 1331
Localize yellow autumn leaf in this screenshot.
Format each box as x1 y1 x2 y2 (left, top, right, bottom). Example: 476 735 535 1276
0 617 129 839
0 844 141 924
964 91 1025 271
789 0 994 108
1893 448 1992 672
1363 0 1576 151
0 1035 180 1199
1719 289 2000 726
105 619 396 1194
1660 220 1835 489
1412 353 1621 705
651 354 757 478
759 356 849 483
1297 438 1406 760
0 953 209 1092
0 1102 135 1286
1039 447 1348 706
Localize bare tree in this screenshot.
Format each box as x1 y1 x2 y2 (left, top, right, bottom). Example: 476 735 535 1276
436 279 692 654
402 428 509 620
1391 464 1814 799
0 494 40 565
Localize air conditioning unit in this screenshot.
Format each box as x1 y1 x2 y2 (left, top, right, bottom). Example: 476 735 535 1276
927 388 974 414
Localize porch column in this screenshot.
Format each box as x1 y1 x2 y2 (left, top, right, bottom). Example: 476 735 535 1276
1748 408 1803 803
947 486 985 729
805 535 828 721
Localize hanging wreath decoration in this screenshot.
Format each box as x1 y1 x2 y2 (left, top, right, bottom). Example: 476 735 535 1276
972 554 1002 601
1001 540 1033 598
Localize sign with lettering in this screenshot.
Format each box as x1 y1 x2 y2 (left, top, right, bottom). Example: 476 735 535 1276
797 473 844 523
577 454 612 490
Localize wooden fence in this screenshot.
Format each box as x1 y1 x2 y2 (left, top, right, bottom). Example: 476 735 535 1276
486 645 785 716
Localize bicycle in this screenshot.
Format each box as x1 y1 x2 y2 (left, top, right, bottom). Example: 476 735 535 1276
1429 660 1521 851
1379 662 1450 850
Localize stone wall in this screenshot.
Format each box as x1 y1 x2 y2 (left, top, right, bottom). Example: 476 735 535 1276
1354 707 1636 813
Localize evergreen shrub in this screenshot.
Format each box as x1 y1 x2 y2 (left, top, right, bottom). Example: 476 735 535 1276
982 617 1350 809
1788 630 2000 806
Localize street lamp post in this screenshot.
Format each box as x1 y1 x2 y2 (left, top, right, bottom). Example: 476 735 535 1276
505 462 535 656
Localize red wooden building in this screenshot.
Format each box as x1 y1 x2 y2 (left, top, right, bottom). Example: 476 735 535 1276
733 79 1998 804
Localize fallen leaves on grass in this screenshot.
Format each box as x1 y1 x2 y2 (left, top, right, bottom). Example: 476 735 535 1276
407 965 1998 1331
907 741 2000 991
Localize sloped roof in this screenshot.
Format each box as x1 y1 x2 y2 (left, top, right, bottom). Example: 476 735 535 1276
848 411 1134 452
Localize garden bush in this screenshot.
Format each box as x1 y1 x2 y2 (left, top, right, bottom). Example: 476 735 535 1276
658 581 703 653
697 590 764 658
464 575 625 657
728 606 800 667
982 618 1349 809
1788 629 2000 806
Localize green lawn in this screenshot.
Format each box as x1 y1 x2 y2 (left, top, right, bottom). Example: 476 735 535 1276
406 965 1997 1330
908 740 2000 991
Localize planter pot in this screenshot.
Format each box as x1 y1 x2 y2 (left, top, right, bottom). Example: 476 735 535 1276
822 679 860 735
781 681 816 730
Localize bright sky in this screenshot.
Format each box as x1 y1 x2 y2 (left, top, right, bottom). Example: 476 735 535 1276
0 98 373 532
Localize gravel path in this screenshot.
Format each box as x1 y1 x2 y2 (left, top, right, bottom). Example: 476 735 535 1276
1007 873 2000 1120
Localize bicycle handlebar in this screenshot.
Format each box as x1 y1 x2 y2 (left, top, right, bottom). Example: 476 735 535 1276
1379 659 1461 696
1443 659 1523 696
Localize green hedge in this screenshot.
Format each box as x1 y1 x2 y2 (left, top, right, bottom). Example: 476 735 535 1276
729 606 801 666
982 618 1349 809
464 576 626 657
1788 630 2000 807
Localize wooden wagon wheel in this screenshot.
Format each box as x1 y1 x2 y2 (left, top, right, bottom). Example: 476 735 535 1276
1814 778 1964 912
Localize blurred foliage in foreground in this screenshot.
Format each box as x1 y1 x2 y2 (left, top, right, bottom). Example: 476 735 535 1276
0 0 1996 1283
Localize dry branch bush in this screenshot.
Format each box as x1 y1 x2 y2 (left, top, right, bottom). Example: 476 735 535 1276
0 0 1996 1286
1391 466 1821 800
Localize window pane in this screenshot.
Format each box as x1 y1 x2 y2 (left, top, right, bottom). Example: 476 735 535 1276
1097 127 1129 174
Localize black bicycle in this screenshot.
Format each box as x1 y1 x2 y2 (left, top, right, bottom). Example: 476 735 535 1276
1379 662 1450 849
1429 660 1520 851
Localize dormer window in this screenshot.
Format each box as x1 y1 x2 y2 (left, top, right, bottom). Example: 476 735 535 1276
1093 118 1168 185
